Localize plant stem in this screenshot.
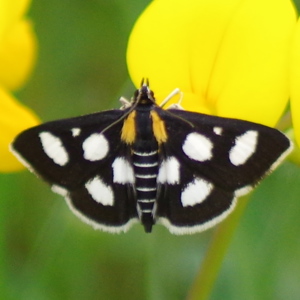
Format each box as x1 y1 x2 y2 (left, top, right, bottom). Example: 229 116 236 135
186 195 250 300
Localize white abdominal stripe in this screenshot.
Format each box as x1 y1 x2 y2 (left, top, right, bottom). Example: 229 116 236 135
133 150 158 216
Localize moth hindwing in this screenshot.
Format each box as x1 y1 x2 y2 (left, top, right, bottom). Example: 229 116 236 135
11 82 293 234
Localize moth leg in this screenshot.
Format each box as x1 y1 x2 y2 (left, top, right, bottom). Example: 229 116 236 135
119 97 132 109
160 88 182 108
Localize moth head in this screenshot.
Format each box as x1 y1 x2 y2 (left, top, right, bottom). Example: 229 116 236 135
133 78 156 105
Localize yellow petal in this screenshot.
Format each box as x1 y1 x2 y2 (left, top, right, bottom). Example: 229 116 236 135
207 0 296 127
127 0 193 104
127 0 296 126
0 0 30 38
290 18 300 147
0 19 37 90
0 87 40 172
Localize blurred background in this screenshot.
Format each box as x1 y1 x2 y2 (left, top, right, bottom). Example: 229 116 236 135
1 0 300 299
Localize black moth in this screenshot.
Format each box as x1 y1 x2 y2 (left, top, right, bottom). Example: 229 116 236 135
11 80 292 234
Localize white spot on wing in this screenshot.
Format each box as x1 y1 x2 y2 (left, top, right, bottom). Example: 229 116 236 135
112 157 135 184
182 132 213 162
39 132 69 166
82 133 109 161
157 156 180 184
213 127 223 135
85 176 114 206
71 128 81 137
181 178 213 207
229 130 258 166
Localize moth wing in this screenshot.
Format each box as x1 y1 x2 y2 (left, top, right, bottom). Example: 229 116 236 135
11 110 138 232
155 108 292 234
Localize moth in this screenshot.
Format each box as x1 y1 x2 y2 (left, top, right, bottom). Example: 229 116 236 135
11 80 292 234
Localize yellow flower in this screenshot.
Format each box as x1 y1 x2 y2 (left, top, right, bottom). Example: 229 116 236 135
291 17 300 147
0 0 39 172
127 0 297 127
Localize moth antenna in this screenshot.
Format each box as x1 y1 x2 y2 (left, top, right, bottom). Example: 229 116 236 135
163 108 195 128
101 84 148 134
100 100 140 134
140 78 150 87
